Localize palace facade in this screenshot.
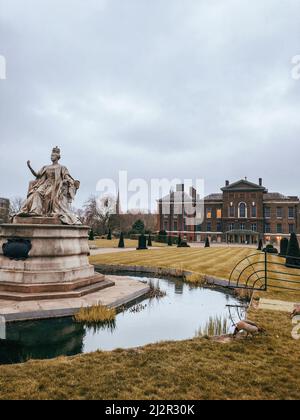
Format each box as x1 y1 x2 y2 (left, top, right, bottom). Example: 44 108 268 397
157 179 300 245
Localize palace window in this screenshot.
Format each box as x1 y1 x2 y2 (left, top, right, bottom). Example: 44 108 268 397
228 223 234 231
173 221 178 232
206 208 212 219
196 224 202 232
251 224 257 232
277 224 283 234
216 208 222 219
289 224 295 234
289 207 295 219
238 203 247 218
229 205 235 218
240 223 245 231
276 207 283 219
251 204 257 218
207 222 212 232
217 222 222 232
264 207 271 219
265 223 271 233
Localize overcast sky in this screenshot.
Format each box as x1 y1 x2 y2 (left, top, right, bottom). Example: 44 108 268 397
0 0 300 210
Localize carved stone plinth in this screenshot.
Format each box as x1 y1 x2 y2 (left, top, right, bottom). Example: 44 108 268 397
0 222 114 301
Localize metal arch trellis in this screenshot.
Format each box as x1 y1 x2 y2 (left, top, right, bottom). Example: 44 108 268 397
228 251 300 293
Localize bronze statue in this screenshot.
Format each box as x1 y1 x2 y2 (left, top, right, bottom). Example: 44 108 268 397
18 147 81 225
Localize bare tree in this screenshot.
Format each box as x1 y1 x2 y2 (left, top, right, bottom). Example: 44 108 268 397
84 195 117 235
72 207 86 224
9 196 24 217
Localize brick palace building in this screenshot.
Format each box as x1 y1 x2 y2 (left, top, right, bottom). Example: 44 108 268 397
157 179 300 245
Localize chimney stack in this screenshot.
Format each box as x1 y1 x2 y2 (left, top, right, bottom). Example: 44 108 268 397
259 178 263 187
225 180 230 187
176 184 184 192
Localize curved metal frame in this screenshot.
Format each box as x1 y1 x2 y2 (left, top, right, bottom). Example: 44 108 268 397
229 251 300 293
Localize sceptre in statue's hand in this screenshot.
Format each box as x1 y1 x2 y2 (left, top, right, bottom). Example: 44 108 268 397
27 160 38 178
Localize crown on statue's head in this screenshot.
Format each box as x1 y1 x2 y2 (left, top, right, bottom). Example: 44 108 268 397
52 146 61 154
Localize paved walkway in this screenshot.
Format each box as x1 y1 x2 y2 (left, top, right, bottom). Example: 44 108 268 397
0 276 150 322
258 298 299 313
90 247 162 256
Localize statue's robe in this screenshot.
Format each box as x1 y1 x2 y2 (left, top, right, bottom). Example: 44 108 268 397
20 164 81 225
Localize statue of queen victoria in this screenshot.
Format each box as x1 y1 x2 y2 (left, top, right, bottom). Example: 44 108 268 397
18 147 82 225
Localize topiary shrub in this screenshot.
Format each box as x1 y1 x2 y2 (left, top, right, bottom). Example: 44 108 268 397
178 240 190 248
157 230 168 244
263 244 278 254
118 232 125 249
279 238 289 257
257 239 263 251
286 233 300 268
89 229 95 241
177 235 182 247
137 234 148 250
147 235 153 247
205 237 210 248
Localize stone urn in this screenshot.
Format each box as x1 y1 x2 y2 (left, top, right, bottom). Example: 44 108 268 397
2 238 32 261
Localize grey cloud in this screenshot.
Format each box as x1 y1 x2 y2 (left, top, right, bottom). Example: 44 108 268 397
0 0 300 207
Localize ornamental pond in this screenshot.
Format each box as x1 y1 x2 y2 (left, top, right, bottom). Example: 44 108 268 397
0 275 241 365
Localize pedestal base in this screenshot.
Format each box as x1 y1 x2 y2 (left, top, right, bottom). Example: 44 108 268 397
0 223 113 301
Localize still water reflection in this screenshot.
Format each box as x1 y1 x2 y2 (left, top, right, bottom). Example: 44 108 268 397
0 276 239 364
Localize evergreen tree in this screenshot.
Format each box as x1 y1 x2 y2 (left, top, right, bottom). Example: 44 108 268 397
158 230 167 243
168 236 173 247
131 219 145 235
280 238 289 257
205 237 210 248
107 229 112 240
89 229 95 241
147 235 153 247
118 232 125 249
257 239 263 251
286 233 300 267
137 234 148 250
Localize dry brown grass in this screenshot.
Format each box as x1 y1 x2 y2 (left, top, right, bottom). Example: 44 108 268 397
0 309 299 400
90 247 300 302
74 304 116 324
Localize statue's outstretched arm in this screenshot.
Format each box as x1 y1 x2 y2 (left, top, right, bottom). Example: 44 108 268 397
27 160 38 178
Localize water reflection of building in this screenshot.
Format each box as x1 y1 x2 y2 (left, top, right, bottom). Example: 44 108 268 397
0 318 85 364
174 279 184 295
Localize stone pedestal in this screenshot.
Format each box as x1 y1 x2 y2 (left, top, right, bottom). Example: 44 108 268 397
0 222 114 301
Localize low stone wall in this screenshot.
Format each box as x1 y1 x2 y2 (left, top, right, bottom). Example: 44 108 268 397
94 264 230 289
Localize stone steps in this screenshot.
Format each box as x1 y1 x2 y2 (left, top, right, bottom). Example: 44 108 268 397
0 278 115 301
0 274 105 294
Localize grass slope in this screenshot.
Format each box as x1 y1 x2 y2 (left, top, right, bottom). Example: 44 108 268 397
0 310 299 400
